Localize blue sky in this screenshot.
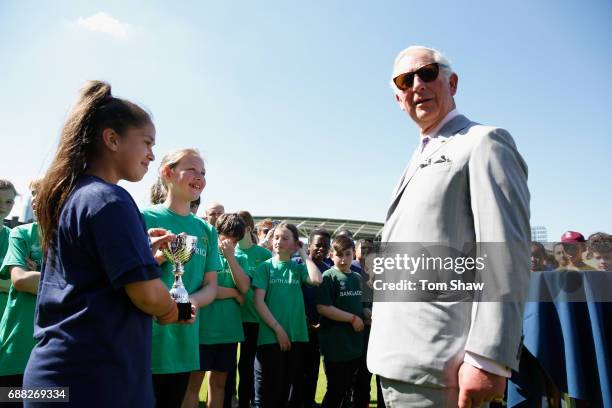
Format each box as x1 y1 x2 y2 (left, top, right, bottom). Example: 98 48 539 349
1 0 610 241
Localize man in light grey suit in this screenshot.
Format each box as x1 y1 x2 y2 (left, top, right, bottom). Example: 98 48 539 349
367 46 530 407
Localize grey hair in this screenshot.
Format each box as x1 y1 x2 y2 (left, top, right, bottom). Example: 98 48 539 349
390 45 453 92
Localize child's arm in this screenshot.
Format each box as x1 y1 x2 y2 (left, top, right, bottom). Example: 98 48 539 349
125 279 178 324
317 304 364 332
298 247 322 286
254 288 291 351
215 287 244 305
189 270 218 308
220 240 250 294
10 266 40 295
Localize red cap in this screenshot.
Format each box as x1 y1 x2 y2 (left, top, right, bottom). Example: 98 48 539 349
560 231 586 243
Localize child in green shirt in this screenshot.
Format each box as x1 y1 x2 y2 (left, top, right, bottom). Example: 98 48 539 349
0 178 17 314
316 235 365 408
143 148 221 408
183 213 251 408
0 180 42 390
233 210 272 408
253 222 322 408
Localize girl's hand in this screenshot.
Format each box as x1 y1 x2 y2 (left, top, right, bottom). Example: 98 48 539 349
148 228 175 261
274 325 291 351
261 228 275 247
219 239 236 258
351 315 365 332
235 293 245 306
189 296 199 309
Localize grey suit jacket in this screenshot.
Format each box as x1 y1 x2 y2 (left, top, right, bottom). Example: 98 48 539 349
367 115 530 387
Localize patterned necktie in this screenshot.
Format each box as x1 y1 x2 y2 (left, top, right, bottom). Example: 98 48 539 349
421 136 430 152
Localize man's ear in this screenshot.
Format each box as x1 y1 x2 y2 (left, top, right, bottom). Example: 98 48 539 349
395 93 406 111
449 73 458 96
101 128 120 152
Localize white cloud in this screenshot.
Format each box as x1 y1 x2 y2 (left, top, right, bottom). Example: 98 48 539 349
76 11 129 38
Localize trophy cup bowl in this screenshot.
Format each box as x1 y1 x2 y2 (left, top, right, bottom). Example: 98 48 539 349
162 234 198 320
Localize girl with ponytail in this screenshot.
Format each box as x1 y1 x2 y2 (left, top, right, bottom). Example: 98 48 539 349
23 81 178 407
141 148 220 407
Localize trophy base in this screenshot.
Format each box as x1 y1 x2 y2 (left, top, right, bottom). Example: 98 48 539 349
177 302 192 321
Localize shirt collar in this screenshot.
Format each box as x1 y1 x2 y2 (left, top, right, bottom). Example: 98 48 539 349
421 109 459 140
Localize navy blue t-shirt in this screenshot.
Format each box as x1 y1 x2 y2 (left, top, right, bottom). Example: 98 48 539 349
294 257 333 327
24 175 161 408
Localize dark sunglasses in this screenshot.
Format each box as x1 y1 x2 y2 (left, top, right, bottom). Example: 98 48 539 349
393 63 447 91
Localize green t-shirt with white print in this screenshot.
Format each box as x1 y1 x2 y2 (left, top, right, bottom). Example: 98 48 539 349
316 267 364 362
252 258 311 346
142 205 222 374
0 223 42 375
199 252 248 344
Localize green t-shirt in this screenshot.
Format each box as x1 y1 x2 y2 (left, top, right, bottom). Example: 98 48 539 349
235 244 272 323
252 258 310 346
142 205 222 374
0 223 42 375
316 267 364 362
199 252 249 344
0 225 12 314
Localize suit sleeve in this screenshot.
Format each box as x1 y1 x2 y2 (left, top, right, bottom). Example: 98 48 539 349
465 127 530 371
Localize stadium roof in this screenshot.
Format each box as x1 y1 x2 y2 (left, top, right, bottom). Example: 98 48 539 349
252 216 384 241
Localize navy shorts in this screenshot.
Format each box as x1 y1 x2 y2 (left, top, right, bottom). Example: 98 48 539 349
199 343 238 372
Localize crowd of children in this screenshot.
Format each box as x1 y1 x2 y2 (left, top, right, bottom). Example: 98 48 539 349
0 81 383 408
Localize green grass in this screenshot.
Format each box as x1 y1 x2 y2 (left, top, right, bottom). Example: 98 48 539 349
198 352 378 407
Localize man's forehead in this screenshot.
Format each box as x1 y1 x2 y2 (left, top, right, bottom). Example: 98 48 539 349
393 50 434 78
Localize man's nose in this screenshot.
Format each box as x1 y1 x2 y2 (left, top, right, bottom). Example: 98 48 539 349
412 73 427 91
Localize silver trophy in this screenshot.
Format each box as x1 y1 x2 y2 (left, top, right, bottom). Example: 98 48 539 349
162 234 198 320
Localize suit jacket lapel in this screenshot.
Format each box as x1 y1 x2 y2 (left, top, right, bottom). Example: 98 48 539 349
386 115 472 221
390 148 420 200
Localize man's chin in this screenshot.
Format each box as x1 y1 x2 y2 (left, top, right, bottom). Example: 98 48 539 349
414 112 439 130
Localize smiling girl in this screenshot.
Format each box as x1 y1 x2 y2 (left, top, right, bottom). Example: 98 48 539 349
142 148 220 407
